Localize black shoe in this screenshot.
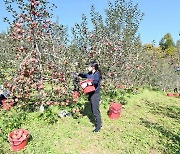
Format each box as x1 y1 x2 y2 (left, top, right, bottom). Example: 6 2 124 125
93 125 102 133
93 128 101 133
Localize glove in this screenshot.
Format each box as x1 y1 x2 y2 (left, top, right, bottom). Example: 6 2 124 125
81 82 87 89
87 82 92 86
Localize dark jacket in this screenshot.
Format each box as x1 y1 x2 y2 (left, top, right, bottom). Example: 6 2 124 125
79 71 101 93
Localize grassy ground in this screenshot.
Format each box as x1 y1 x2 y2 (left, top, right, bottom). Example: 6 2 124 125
0 89 179 154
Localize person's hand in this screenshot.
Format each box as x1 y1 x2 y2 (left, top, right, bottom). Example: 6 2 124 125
88 82 92 86
81 82 87 89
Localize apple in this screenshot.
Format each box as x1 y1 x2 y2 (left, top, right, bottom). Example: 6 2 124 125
46 101 51 105
19 19 24 23
27 17 31 21
79 114 83 117
35 102 40 105
16 23 21 27
31 83 37 88
32 11 36 15
31 2 35 7
16 28 21 33
46 19 51 23
17 35 22 39
73 91 79 99
43 24 48 28
118 41 121 45
114 47 118 51
72 109 76 113
61 102 65 106
15 98 18 102
76 108 80 112
19 46 24 51
24 70 30 77
66 99 70 103
55 86 60 91
38 84 44 89
12 134 18 139
54 102 58 105
18 130 23 135
21 134 27 140
90 34 94 38
14 130 19 135
36 12 41 17
35 1 40 6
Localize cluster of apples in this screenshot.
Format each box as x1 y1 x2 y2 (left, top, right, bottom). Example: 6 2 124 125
72 107 83 117
89 33 122 51
72 91 80 102
54 85 60 94
30 0 40 7
37 81 44 90
46 62 56 72
7 0 82 108
15 46 28 60
72 107 80 114
11 57 43 99
11 0 54 42
1 98 17 110
117 85 126 89
35 101 58 106
50 71 66 82
11 22 25 40
35 98 73 107
11 130 27 141
61 99 71 106
15 58 38 80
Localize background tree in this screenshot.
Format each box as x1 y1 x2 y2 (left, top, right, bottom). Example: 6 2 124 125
159 33 176 56
1 0 179 110
3 0 72 108
71 0 144 88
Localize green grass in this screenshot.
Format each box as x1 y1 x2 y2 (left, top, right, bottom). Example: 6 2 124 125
0 89 179 154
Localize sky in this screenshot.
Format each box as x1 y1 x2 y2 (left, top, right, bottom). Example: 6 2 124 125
0 0 180 45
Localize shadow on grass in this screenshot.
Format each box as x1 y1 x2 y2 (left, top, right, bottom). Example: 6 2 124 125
140 118 180 154
143 99 180 121
83 100 96 126
28 134 33 143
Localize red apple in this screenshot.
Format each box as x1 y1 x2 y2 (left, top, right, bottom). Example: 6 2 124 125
38 84 44 89
17 35 22 39
65 102 69 106
43 24 48 28
15 98 18 102
54 102 58 105
61 102 65 106
35 1 40 5
16 23 21 27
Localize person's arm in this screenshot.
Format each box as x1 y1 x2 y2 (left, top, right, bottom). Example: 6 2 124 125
78 72 88 78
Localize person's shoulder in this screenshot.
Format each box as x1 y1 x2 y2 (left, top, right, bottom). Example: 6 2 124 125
94 71 100 77
95 71 100 74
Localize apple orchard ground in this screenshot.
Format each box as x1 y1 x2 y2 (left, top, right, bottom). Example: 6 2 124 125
0 89 179 153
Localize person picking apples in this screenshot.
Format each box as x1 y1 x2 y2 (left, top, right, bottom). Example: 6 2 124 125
0 89 10 107
0 84 18 107
78 61 102 133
